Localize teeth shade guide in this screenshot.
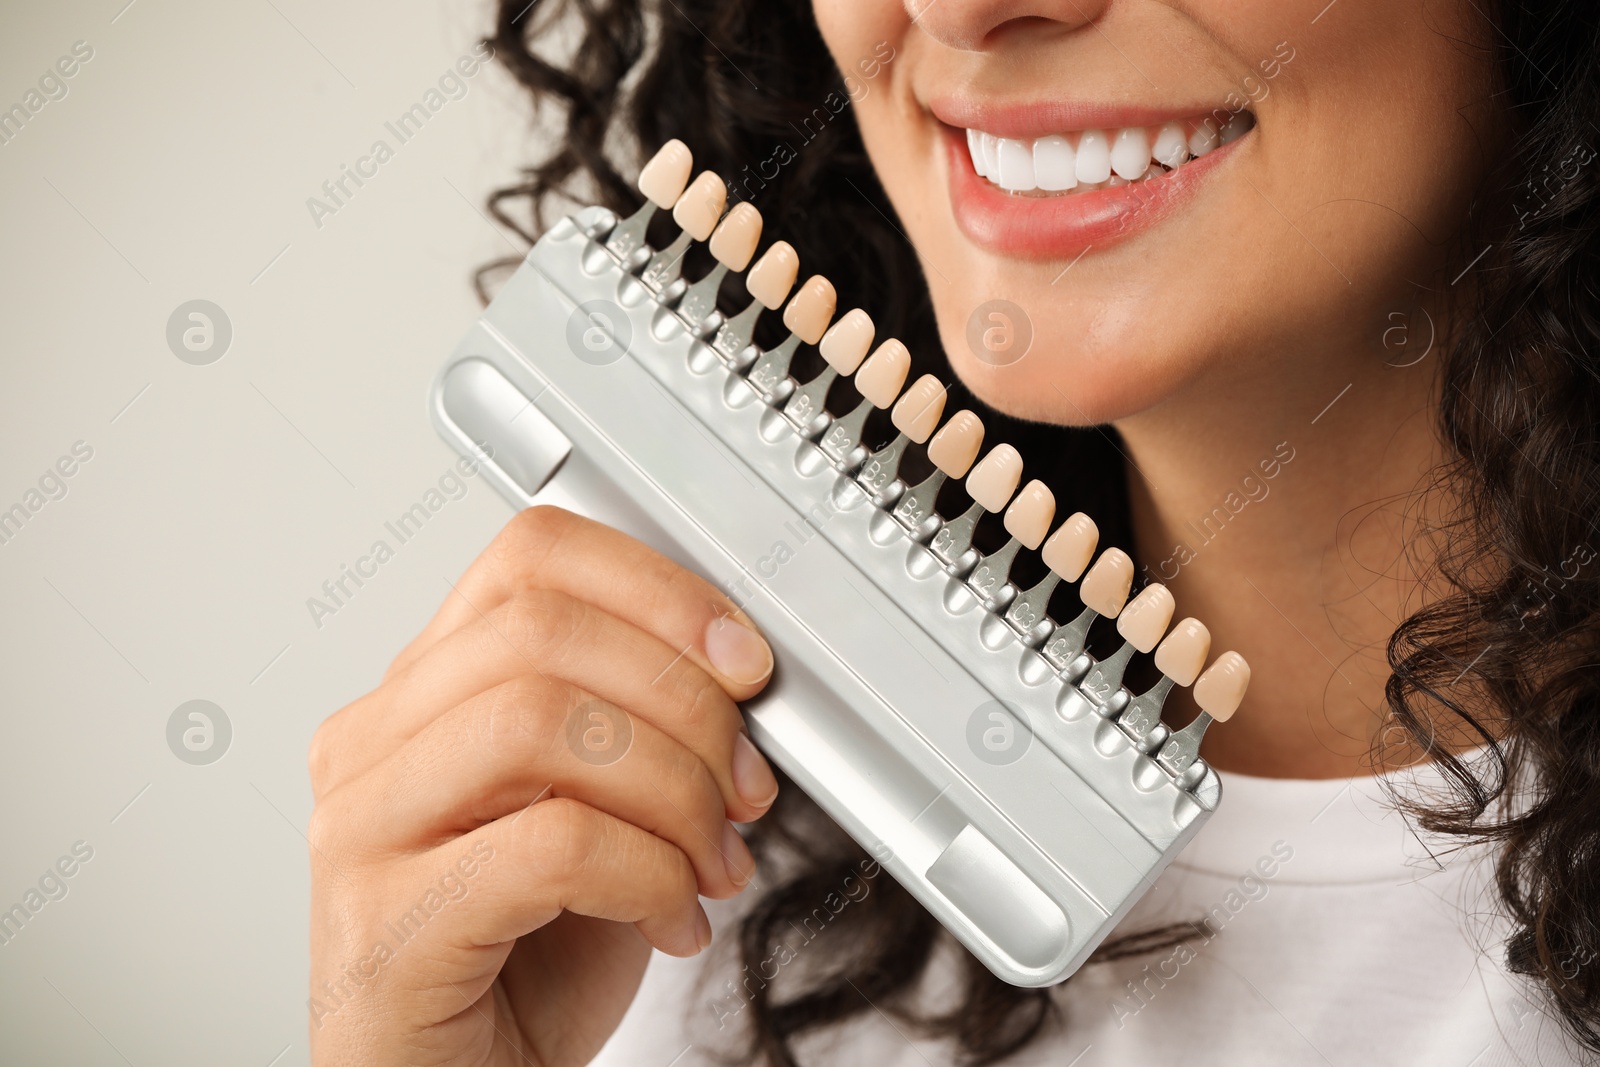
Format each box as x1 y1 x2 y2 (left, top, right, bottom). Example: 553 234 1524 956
714 240 799 365
1116 617 1212 747
784 308 873 436
1080 584 1175 712
856 375 948 505
1004 511 1098 642
930 443 1022 574
745 275 836 403
640 169 727 296
819 338 910 469
894 409 984 542
607 138 693 260
582 139 1246 801
678 201 763 328
1155 651 1250 786
967 479 1054 608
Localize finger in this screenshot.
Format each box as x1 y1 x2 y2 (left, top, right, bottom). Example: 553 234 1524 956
386 506 773 699
389 798 712 965
329 674 755 898
311 590 778 821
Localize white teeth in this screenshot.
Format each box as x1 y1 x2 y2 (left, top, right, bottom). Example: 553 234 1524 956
995 137 1035 190
1110 127 1150 181
1032 134 1077 191
1075 129 1111 184
1188 119 1219 157
967 127 988 177
962 114 1246 195
1152 121 1189 168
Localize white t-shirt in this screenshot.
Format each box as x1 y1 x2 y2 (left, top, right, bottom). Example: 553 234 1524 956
593 762 1589 1066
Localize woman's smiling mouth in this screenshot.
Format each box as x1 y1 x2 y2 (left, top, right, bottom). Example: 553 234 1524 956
929 98 1257 259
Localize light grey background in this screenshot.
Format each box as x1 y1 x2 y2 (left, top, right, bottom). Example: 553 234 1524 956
0 2 539 1062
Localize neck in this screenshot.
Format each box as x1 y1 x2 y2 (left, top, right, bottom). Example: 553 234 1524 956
1115 348 1445 779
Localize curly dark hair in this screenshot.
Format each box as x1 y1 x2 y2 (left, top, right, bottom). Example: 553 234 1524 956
475 0 1600 1061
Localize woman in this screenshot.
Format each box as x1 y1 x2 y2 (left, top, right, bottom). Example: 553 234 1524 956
307 0 1600 1063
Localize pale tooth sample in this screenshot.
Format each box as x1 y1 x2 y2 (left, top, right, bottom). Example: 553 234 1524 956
781 275 836 344
1040 512 1099 581
1110 127 1152 181
745 241 799 309
1220 110 1253 145
891 375 947 443
980 132 1000 178
1194 652 1250 721
926 410 984 477
1032 134 1077 191
1153 647 1247 784
1153 617 1211 686
707 202 763 270
818 309 875 373
1004 510 1098 639
855 340 910 408
1003 480 1055 549
995 137 1036 191
966 128 988 177
1078 548 1134 617
1075 129 1111 184
638 139 693 208
965 444 1023 512
1152 121 1190 168
1116 584 1175 653
1188 118 1220 157
673 171 727 240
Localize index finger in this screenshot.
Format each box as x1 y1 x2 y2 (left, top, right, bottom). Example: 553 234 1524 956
388 506 773 701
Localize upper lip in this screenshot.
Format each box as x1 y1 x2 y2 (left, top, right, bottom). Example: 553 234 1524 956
927 96 1242 139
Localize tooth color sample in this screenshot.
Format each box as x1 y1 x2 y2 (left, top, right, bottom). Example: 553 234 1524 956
980 132 1000 178
927 410 984 477
1040 512 1099 581
1154 617 1212 686
819 309 875 374
855 339 911 408
891 375 947 442
746 242 799 309
782 275 836 345
1075 129 1111 184
1194 651 1250 721
672 171 727 241
1152 122 1190 168
638 139 693 208
1079 549 1134 617
1032 134 1077 191
1110 127 1151 181
708 202 763 271
1116 584 1175 653
1003 480 1055 549
995 138 1035 191
966 444 1023 512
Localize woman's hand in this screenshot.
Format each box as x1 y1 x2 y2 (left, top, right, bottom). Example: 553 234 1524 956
306 506 779 1066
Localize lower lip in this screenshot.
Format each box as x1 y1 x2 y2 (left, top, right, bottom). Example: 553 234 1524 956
942 125 1241 260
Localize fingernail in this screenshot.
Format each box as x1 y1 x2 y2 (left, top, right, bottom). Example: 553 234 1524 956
731 732 779 810
705 616 773 685
722 820 756 888
694 904 713 950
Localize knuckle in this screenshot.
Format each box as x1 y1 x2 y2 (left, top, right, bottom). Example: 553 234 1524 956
305 794 349 862
477 675 564 756
500 587 586 662
497 505 575 566
522 798 599 882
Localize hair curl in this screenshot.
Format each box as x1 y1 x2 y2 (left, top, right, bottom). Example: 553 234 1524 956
479 0 1600 1060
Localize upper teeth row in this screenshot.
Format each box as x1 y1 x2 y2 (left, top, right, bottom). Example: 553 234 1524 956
964 115 1252 193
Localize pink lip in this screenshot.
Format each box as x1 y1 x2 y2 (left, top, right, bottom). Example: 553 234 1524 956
940 123 1244 260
